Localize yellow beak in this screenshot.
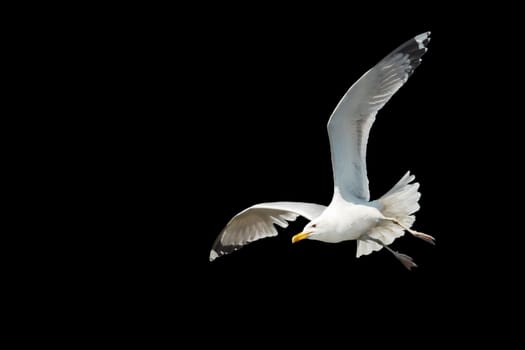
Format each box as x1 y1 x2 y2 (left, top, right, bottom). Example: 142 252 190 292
292 231 311 244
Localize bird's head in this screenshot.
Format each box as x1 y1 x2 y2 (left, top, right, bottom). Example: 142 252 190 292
292 220 323 243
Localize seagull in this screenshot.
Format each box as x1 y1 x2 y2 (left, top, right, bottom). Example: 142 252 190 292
210 32 435 270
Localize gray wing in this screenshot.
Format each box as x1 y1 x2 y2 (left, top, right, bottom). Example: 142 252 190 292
210 202 326 261
327 32 431 202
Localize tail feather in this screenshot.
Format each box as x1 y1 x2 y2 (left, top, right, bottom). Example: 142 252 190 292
377 171 420 226
356 171 421 257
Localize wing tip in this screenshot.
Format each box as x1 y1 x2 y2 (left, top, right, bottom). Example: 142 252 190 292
415 31 431 49
209 249 219 262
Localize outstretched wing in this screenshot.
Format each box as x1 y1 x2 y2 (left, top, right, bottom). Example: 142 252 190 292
327 32 431 202
210 202 326 261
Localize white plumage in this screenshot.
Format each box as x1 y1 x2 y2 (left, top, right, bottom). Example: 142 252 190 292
210 32 435 270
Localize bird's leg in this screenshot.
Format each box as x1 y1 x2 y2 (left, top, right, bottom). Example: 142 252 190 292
384 217 436 245
364 236 417 271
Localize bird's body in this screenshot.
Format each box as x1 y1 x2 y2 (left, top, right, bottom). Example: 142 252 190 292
308 193 382 243
209 32 435 269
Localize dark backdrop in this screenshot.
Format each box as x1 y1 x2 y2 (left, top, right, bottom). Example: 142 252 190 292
86 8 513 346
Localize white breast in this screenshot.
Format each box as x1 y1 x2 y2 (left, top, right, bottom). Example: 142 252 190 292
312 202 383 243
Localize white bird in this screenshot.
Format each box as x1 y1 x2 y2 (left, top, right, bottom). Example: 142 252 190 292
210 32 435 270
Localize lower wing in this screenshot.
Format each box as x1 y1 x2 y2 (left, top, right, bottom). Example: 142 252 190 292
210 202 326 261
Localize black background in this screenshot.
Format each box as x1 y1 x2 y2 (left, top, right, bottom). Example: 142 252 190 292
73 6 518 346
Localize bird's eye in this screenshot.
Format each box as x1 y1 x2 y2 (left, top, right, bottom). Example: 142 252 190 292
312 224 317 228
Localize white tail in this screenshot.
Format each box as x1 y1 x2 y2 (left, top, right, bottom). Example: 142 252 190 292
356 171 421 257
